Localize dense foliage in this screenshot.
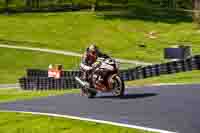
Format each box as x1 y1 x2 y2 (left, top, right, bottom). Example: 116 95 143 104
0 0 194 9
0 0 199 23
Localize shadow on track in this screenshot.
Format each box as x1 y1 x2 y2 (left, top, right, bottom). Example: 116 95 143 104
97 93 158 99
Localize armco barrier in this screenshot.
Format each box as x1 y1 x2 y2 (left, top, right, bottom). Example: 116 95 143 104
19 77 81 90
19 55 200 90
27 69 48 77
27 69 81 78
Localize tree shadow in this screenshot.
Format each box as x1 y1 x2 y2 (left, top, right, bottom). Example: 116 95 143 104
96 7 193 24
97 93 158 99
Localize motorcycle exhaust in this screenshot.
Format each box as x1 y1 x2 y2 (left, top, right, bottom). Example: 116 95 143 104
75 77 97 92
75 77 89 87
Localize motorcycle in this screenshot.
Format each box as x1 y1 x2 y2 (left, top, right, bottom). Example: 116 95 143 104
75 57 125 98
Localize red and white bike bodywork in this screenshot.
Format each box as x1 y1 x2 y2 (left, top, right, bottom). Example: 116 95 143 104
75 57 124 98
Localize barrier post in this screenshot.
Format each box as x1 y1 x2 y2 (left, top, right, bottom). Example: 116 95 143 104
194 55 200 70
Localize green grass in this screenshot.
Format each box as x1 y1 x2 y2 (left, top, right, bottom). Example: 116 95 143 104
0 112 154 133
0 47 135 84
0 47 80 83
0 11 199 86
127 70 200 86
0 11 199 62
119 63 138 69
0 88 79 103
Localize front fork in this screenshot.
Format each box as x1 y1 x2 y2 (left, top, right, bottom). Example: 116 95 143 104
107 74 118 90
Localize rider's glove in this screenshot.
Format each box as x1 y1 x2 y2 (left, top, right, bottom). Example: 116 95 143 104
92 61 100 69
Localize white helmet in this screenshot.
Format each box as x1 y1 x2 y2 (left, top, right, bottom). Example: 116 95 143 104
48 64 53 69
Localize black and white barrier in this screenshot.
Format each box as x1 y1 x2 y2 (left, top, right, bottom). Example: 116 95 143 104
19 55 200 90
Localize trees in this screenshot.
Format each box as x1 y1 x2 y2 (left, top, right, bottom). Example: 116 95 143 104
193 0 200 23
86 0 99 11
176 0 192 9
25 0 32 8
25 0 38 8
5 0 11 14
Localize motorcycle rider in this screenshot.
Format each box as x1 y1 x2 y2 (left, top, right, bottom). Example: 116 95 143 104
80 44 110 91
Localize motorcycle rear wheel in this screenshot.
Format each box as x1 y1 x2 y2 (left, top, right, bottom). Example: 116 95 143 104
81 87 97 98
88 91 97 98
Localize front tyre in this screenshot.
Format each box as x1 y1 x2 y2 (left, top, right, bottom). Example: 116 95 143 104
112 75 125 97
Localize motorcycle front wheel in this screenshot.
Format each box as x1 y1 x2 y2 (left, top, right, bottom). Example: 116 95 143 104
112 75 125 97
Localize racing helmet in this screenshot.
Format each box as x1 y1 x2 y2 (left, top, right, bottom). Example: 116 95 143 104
88 44 98 52
87 44 98 61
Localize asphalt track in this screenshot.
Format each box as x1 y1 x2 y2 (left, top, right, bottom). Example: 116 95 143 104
0 84 200 133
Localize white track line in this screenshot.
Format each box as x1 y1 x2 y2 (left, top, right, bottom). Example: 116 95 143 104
0 110 176 133
0 44 82 57
151 83 186 86
126 83 191 88
0 84 20 89
0 44 152 65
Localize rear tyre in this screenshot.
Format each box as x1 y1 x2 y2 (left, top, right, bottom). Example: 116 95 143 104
88 91 97 98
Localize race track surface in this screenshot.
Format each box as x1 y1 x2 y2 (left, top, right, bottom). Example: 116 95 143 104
0 84 200 133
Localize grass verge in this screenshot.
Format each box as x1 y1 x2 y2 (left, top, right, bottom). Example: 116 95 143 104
0 112 155 133
0 47 80 84
0 47 135 83
0 88 79 103
127 70 200 86
0 11 199 62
